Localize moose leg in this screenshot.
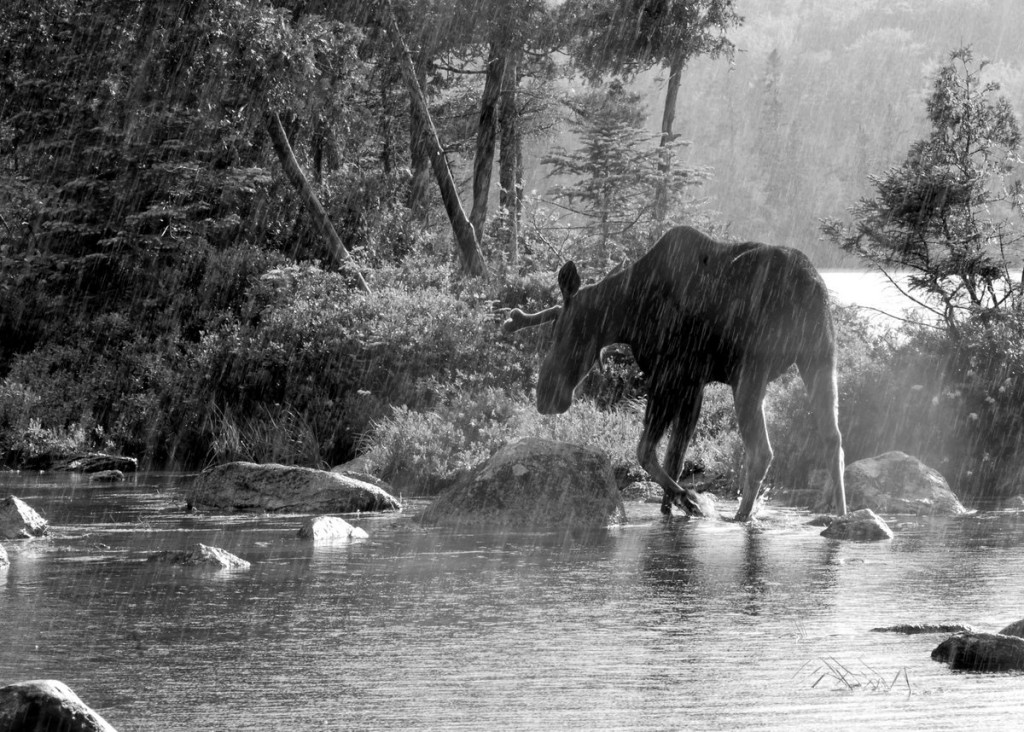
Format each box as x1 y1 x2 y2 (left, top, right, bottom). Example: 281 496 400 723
733 374 772 521
661 385 705 514
638 390 704 517
800 360 847 516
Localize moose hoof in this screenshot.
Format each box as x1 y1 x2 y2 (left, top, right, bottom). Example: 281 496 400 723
672 493 704 518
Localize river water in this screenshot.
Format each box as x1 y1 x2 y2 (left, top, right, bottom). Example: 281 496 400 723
3 472 1024 730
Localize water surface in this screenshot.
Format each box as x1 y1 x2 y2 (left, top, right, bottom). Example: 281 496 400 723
2 472 1024 730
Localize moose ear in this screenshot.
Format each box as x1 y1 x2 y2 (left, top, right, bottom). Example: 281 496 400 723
557 261 581 302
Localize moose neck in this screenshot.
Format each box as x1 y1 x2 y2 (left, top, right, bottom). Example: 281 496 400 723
576 266 633 349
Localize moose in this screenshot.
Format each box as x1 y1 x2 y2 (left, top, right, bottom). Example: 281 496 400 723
503 226 848 521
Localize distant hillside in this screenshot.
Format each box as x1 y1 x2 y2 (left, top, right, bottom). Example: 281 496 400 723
527 0 1024 266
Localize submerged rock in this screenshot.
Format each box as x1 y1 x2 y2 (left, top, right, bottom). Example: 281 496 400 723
0 495 49 539
932 632 1024 672
51 452 138 473
871 623 975 635
297 515 369 542
841 451 967 515
820 508 894 541
186 462 401 514
996 618 1024 638
0 679 118 732
420 438 627 528
89 469 125 483
147 542 250 569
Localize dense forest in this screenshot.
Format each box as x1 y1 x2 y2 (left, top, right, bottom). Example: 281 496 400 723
629 0 1024 264
1 0 1023 504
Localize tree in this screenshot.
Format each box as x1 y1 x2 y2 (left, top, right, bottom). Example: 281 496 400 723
542 82 706 266
380 0 489 276
822 47 1023 337
562 0 741 219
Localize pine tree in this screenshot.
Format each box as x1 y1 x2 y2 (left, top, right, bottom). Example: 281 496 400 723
542 82 705 267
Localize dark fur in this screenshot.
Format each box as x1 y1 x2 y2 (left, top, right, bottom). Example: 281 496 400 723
508 226 848 520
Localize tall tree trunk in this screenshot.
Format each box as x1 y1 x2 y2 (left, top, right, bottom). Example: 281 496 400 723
265 111 370 293
498 53 522 263
654 56 685 221
407 61 432 221
469 42 507 242
379 68 394 176
382 2 488 276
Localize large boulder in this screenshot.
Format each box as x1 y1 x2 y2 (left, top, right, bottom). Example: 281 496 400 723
996 618 1024 638
0 495 49 539
297 515 369 542
839 451 967 515
185 462 401 513
820 508 894 541
0 679 118 731
147 543 250 569
420 438 627 528
932 632 1024 672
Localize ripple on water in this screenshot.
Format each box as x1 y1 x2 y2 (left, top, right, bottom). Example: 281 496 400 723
2 476 1024 730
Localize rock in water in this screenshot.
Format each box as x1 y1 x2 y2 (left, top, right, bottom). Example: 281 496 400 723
871 623 975 635
820 508 894 541
996 618 1024 638
420 438 627 528
0 544 8 567
840 451 967 515
185 462 401 513
89 470 125 483
147 543 250 569
51 452 138 473
0 495 49 539
932 632 1024 672
0 679 119 731
297 515 369 542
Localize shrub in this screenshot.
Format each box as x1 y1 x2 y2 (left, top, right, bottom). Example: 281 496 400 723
180 264 535 467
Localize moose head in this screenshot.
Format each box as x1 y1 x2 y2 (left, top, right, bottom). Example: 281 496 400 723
502 261 606 415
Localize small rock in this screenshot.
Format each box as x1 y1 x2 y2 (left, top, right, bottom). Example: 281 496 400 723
297 515 369 542
0 495 49 539
871 623 975 635
0 544 8 567
89 469 125 483
52 452 138 473
932 632 1024 672
820 508 894 541
147 543 250 569
0 679 118 731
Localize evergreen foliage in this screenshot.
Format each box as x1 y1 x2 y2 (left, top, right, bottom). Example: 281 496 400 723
541 82 708 268
823 48 1023 336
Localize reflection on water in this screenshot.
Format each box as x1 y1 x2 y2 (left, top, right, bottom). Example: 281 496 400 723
3 473 1024 730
